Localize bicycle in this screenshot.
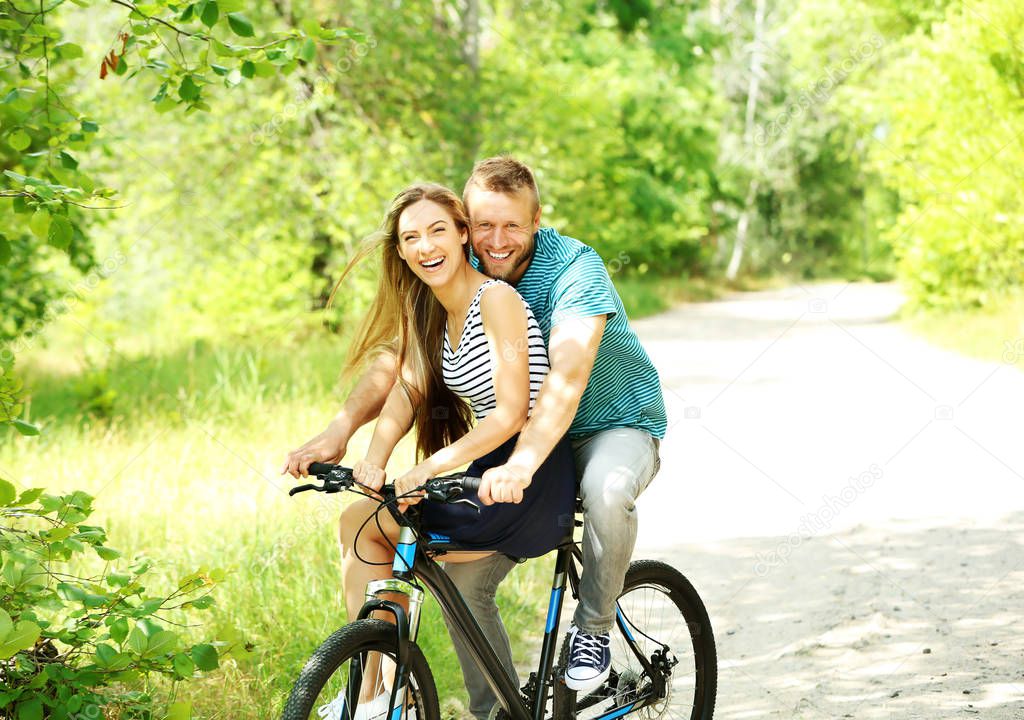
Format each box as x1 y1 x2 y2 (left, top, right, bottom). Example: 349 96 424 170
281 462 717 720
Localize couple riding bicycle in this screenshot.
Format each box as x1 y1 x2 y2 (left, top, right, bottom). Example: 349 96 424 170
282 156 668 720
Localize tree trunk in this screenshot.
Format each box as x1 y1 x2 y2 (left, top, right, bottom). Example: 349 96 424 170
726 0 767 281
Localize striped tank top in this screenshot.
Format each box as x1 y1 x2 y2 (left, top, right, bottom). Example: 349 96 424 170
442 279 549 420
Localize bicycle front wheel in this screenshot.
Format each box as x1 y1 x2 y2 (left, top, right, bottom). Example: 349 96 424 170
554 559 717 720
281 619 440 720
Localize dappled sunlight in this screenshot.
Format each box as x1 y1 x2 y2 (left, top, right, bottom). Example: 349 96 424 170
637 511 1024 718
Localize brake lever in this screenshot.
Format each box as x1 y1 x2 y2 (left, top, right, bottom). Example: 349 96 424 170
422 479 480 513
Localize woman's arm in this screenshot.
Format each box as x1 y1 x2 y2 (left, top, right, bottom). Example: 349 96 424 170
364 379 416 467
282 349 397 478
352 366 418 492
423 284 531 473
394 285 531 501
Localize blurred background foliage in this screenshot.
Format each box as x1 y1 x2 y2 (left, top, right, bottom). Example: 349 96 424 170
2 0 1023 716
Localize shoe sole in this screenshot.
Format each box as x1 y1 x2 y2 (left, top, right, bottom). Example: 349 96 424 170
563 665 612 694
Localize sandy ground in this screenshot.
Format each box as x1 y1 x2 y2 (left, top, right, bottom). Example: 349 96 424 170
621 282 1024 718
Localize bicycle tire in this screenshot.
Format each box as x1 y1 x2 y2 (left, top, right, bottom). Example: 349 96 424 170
281 619 440 720
553 559 717 720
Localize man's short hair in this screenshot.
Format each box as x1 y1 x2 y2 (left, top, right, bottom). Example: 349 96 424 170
463 156 540 214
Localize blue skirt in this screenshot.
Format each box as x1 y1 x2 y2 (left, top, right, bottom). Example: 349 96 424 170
419 434 576 558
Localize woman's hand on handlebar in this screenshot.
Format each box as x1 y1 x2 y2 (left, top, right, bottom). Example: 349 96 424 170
352 460 386 497
394 462 434 510
281 424 348 478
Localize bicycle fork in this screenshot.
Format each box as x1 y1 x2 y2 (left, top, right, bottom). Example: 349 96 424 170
354 526 425 720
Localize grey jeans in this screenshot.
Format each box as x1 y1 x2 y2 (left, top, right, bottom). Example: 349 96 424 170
443 427 661 719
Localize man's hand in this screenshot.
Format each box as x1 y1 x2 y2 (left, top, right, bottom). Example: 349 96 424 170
479 463 532 505
281 424 348 478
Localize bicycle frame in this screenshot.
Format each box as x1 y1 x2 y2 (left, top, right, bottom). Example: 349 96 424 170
357 521 670 720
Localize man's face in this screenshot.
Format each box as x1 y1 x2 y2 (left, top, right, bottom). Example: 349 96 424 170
465 186 541 284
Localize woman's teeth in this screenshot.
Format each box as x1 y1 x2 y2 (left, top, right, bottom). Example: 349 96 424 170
420 257 445 269
488 251 512 260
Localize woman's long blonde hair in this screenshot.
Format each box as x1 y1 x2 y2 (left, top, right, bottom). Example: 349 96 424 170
328 183 473 460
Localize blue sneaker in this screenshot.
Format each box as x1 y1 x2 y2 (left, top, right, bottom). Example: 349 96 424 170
564 625 611 693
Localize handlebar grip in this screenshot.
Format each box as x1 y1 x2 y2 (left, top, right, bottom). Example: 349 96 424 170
307 461 338 477
461 476 482 492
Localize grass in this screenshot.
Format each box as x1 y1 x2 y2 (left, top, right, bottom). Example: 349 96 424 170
903 291 1024 366
1 335 554 718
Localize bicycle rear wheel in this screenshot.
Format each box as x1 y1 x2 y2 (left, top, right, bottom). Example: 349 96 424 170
554 559 717 720
281 619 440 720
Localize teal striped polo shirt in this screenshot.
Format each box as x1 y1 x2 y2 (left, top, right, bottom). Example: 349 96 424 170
474 227 667 439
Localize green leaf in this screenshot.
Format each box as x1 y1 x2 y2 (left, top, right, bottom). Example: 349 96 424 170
48 215 73 250
226 12 253 37
172 652 195 678
211 38 238 57
191 643 218 671
28 209 50 241
12 419 40 436
240 60 254 78
0 234 11 265
81 119 99 133
56 583 86 602
55 43 84 59
145 630 179 656
94 642 118 667
109 617 129 645
127 627 148 655
166 701 192 720
0 608 12 637
137 598 163 615
200 0 218 28
0 620 41 660
95 546 121 561
154 95 177 113
17 488 44 505
178 75 200 102
16 697 42 720
299 38 316 63
0 478 16 506
8 130 30 151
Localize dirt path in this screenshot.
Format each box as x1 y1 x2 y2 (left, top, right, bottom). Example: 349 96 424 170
625 282 1024 718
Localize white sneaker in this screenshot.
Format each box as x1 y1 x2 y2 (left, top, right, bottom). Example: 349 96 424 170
317 691 417 720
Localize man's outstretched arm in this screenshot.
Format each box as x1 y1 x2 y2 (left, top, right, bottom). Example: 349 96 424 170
282 350 397 478
478 314 606 503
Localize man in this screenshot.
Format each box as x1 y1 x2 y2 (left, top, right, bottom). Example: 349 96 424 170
283 156 665 717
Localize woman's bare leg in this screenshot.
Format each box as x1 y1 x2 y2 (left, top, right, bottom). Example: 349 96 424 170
338 498 405 703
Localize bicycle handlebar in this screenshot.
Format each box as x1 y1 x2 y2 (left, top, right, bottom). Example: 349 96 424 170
289 462 481 499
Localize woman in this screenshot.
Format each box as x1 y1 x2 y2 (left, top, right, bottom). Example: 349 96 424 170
319 183 574 719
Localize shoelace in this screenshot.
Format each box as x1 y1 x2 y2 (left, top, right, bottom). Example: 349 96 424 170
569 631 610 667
317 695 345 719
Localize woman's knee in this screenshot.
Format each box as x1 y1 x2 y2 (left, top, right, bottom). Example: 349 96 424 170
339 499 376 549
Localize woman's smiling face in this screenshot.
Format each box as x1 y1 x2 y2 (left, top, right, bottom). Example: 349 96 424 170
396 199 468 286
